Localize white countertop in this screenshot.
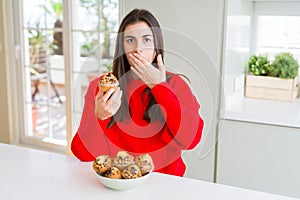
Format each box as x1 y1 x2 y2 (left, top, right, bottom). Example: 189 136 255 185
221 89 300 128
0 143 298 200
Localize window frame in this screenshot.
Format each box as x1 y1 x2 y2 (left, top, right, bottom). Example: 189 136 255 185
7 0 120 154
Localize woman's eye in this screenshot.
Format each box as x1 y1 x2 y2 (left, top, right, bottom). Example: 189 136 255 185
144 38 152 42
126 38 134 43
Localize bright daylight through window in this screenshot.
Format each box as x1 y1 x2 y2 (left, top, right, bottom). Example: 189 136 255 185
20 0 118 151
256 16 300 61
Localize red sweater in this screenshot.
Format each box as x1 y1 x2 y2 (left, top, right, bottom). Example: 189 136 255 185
71 74 204 177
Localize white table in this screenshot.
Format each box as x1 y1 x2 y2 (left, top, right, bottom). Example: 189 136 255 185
0 143 298 200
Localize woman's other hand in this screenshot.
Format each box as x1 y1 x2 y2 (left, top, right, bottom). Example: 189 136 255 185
94 87 122 120
130 54 166 88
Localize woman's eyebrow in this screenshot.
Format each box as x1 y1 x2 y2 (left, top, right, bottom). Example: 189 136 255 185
124 34 153 38
142 34 153 37
124 35 135 39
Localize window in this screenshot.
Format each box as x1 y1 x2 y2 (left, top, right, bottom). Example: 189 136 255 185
223 0 300 98
16 0 118 152
254 2 300 62
221 0 300 128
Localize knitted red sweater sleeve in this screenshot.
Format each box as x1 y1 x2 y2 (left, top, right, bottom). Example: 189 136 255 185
151 75 204 150
71 134 94 161
71 79 110 161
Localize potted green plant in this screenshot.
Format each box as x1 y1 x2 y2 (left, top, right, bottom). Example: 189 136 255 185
247 54 271 76
268 53 299 79
245 52 299 102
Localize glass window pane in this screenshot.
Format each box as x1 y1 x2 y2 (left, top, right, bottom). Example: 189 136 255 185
101 0 118 32
73 72 88 114
23 0 47 28
25 104 49 138
52 29 63 55
73 0 99 31
100 32 116 61
23 66 35 103
19 0 119 150
23 0 63 29
72 31 100 72
50 55 65 69
26 104 66 146
44 0 63 29
50 69 65 102
50 106 66 145
79 31 100 58
226 16 251 50
22 0 67 148
257 16 300 61
27 28 48 65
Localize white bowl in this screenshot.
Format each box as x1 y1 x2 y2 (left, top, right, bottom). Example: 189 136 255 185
96 172 151 191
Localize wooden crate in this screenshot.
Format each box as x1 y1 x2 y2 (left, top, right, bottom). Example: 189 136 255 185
244 74 299 102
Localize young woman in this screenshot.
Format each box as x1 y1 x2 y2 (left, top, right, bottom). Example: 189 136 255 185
71 9 204 177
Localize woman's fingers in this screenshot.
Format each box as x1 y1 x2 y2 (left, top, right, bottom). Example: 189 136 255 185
129 53 166 88
102 88 115 102
129 53 147 73
95 88 104 100
108 87 121 104
133 53 148 65
94 87 122 120
106 87 123 114
130 66 142 78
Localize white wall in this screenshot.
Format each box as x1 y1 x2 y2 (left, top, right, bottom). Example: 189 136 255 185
123 0 225 181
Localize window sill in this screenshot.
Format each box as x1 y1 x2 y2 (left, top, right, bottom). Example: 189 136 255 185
220 89 300 128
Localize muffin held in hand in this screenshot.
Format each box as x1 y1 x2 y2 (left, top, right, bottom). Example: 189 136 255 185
98 72 119 93
105 166 122 179
112 151 134 171
93 155 112 174
135 153 154 175
121 164 142 179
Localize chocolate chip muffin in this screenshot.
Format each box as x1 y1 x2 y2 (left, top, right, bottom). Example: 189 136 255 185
98 72 119 93
135 153 154 175
105 166 122 179
112 151 134 171
121 164 142 179
93 155 112 174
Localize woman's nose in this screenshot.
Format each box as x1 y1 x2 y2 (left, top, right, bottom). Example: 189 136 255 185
135 40 144 53
136 46 143 53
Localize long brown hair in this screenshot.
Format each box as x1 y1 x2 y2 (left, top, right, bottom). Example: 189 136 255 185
108 9 168 128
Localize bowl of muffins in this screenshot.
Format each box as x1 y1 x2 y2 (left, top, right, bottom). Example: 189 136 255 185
93 151 154 191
